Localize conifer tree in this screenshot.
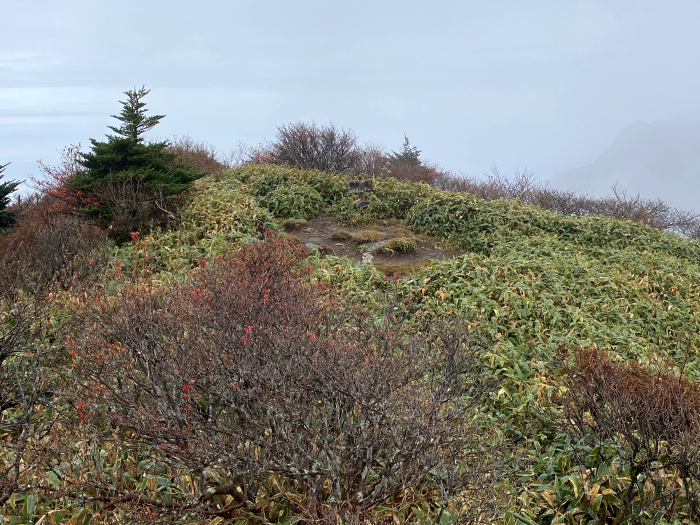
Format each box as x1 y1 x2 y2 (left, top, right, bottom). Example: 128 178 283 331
0 163 20 230
390 134 422 166
70 87 203 230
108 87 164 142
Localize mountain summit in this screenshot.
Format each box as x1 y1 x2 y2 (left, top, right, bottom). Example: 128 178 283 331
549 119 700 210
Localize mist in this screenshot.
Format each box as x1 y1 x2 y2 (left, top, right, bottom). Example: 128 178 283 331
3 1 700 208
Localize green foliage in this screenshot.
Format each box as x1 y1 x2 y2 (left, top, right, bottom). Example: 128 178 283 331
0 163 20 230
108 86 164 141
112 175 278 276
390 134 421 165
9 161 700 522
332 177 436 225
246 163 348 205
406 191 700 261
70 87 203 227
258 183 325 219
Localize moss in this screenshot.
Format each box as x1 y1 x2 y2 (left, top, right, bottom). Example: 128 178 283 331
378 237 418 255
281 218 309 229
331 230 353 240
353 229 385 244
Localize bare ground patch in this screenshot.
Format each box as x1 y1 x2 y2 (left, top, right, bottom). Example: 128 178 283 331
281 214 462 275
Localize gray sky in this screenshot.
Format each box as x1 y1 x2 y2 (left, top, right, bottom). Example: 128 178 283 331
3 0 700 195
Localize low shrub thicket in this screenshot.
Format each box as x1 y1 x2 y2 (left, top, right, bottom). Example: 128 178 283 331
260 121 363 173
10 160 700 522
557 348 700 522
0 214 112 294
405 190 700 261
257 183 325 219
165 135 225 174
68 236 504 522
435 167 700 239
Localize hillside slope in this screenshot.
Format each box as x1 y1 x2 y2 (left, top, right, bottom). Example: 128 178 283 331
6 164 700 523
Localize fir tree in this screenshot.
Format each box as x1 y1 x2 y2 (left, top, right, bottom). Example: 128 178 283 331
108 86 164 142
0 163 20 230
390 134 421 166
70 87 203 228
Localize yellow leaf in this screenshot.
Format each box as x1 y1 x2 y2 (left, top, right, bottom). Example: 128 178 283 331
540 489 555 506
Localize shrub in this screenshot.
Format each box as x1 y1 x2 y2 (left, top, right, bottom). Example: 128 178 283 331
331 177 435 225
30 144 99 220
0 214 111 293
0 163 20 231
354 142 388 178
434 166 700 239
258 183 325 219
264 121 362 173
250 168 290 197
0 241 67 509
165 135 225 174
561 347 700 520
387 160 441 185
70 237 502 522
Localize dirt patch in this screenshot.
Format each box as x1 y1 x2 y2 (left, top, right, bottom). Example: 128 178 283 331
281 214 462 274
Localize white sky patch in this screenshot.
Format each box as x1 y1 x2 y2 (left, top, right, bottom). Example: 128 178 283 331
2 0 700 203
0 52 62 72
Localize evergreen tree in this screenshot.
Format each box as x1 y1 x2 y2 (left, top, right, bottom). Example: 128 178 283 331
108 86 165 141
70 87 203 228
390 134 421 166
0 163 20 230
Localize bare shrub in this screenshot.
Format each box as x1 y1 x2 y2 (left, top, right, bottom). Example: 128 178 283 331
435 166 538 201
166 136 225 174
71 236 503 522
561 347 700 519
235 142 277 166
30 144 99 219
87 172 190 239
387 160 441 185
263 121 362 173
0 245 66 507
354 142 389 178
0 213 111 294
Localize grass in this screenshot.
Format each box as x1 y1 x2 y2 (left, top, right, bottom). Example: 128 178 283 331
281 218 309 229
331 229 353 240
353 229 385 243
377 237 418 255
374 260 432 276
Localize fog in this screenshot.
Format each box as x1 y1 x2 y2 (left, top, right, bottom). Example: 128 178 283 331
3 1 700 207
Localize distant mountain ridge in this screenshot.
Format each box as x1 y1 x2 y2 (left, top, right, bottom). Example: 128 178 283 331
548 119 700 211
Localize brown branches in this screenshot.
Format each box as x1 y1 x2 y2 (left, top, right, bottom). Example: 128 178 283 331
70 235 502 521
561 347 700 518
263 121 363 173
0 267 62 508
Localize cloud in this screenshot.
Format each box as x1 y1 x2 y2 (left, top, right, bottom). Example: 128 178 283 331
0 52 62 73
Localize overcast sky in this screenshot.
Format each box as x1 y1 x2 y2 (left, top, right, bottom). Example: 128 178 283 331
3 1 700 192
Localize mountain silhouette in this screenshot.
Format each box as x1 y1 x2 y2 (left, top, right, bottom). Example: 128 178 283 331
549 119 700 211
